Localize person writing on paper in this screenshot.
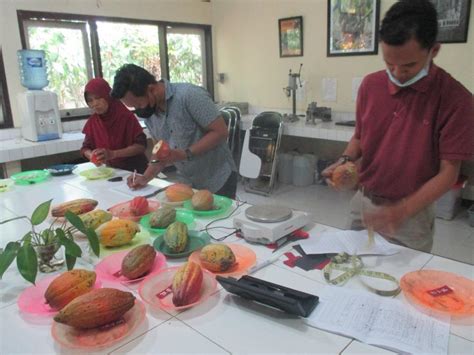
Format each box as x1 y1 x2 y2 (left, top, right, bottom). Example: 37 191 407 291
322 0 474 252
80 77 149 174
111 64 237 198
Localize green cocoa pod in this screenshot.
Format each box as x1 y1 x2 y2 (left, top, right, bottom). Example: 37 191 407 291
149 207 176 229
163 221 188 253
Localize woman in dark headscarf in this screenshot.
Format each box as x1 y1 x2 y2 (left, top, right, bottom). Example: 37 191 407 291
80 78 148 173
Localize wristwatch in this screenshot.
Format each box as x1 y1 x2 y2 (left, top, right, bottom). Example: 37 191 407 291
338 155 352 164
185 148 194 161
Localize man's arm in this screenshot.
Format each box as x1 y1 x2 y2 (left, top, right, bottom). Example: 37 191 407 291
127 160 165 189
365 159 461 234
165 115 228 162
322 135 362 185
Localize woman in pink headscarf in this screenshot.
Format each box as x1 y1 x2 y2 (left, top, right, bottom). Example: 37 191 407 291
80 78 148 173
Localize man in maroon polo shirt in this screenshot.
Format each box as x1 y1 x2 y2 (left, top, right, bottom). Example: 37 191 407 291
323 0 473 252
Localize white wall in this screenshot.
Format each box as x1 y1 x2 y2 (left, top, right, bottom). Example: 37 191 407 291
211 0 474 112
0 0 211 127
1 0 473 127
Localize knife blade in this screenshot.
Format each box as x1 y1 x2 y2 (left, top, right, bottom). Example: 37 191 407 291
142 186 169 199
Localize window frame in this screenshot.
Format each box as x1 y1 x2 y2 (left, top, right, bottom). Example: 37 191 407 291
0 48 14 129
17 10 214 122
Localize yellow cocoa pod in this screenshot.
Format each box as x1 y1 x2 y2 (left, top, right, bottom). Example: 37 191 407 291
79 209 112 230
44 269 96 310
199 244 236 272
51 198 98 217
97 219 139 247
53 288 135 329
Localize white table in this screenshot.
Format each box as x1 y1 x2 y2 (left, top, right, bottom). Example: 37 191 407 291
0 167 472 354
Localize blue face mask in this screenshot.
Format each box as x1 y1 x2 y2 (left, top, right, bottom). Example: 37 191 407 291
386 52 432 87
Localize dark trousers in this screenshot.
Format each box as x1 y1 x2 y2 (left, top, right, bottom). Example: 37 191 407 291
215 171 238 199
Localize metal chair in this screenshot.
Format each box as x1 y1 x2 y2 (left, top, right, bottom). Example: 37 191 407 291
219 106 241 166
239 111 283 195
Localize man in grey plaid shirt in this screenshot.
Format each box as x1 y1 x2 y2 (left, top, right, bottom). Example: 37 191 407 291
112 64 237 198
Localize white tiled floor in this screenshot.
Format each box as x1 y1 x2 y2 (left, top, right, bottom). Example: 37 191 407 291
236 180 474 265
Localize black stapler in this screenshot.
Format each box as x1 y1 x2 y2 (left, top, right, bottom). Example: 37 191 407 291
216 275 319 317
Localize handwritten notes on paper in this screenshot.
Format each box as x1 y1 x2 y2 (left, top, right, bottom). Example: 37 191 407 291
305 286 450 354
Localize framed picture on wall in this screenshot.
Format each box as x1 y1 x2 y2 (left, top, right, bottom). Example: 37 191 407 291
327 0 380 57
430 0 471 43
279 16 303 57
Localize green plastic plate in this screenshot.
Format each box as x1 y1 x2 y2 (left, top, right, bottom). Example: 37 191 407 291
140 210 195 235
182 195 232 217
11 170 50 185
153 230 210 258
79 167 115 180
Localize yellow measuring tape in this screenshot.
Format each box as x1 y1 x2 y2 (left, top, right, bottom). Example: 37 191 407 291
323 253 401 297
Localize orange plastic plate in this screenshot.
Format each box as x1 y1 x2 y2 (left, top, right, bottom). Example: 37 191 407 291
401 269 474 316
188 243 257 278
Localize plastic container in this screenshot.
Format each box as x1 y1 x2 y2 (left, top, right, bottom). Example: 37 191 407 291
303 153 318 182
17 49 49 90
278 152 294 184
292 155 313 186
435 176 467 220
468 205 474 227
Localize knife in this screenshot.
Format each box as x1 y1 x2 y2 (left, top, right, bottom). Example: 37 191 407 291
142 186 169 199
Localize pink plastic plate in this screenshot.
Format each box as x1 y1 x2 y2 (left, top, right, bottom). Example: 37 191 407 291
139 266 217 311
188 243 257 278
51 300 146 349
95 250 166 284
17 274 102 315
108 199 160 222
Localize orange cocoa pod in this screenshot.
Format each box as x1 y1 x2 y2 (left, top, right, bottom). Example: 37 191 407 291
51 198 98 217
172 261 203 307
165 183 194 202
44 269 96 310
331 162 359 191
191 190 214 211
53 288 135 329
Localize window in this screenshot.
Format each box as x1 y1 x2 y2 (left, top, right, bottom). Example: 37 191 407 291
0 48 13 129
17 11 214 121
96 21 161 85
167 27 206 86
24 20 93 117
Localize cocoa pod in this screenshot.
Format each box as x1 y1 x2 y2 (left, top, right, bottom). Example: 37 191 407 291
172 262 203 307
44 269 96 310
51 198 98 217
53 288 135 329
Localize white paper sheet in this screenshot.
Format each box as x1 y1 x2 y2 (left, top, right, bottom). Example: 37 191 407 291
299 230 401 256
110 182 159 197
305 286 450 354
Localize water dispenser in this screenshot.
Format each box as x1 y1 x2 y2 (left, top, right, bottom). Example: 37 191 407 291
17 49 62 142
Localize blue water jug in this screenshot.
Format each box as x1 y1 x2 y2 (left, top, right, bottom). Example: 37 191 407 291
17 49 49 90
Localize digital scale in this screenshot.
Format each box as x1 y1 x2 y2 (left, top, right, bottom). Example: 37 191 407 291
233 205 311 244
